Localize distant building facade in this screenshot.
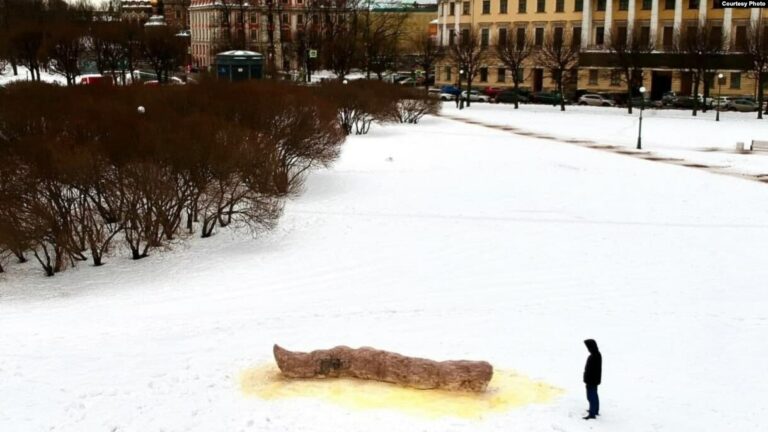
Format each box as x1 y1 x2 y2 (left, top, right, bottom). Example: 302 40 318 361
121 0 190 29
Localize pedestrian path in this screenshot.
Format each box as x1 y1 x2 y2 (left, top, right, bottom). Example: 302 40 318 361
438 113 768 186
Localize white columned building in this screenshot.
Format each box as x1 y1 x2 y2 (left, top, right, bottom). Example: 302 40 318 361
604 0 613 42
673 0 682 36
627 0 636 44
698 0 707 25
582 0 593 46
723 7 732 51
650 0 659 47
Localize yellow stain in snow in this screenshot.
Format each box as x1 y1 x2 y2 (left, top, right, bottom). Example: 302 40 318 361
239 364 562 419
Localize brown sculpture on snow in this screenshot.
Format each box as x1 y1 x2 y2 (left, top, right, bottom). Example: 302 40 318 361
273 344 493 392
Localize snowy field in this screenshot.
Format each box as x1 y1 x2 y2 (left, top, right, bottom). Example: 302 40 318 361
444 102 768 176
0 65 66 86
2 116 768 431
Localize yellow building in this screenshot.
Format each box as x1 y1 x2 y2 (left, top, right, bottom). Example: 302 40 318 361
435 0 767 99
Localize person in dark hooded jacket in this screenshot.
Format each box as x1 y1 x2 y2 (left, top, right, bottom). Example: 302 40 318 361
583 339 602 420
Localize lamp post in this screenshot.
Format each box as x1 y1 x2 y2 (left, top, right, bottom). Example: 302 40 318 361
459 68 465 109
716 73 724 122
637 86 646 150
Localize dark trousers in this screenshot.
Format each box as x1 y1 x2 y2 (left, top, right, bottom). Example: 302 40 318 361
586 384 600 416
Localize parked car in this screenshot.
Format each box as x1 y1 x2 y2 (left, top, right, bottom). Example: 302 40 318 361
482 86 504 98
461 90 491 102
427 87 442 94
578 93 615 107
440 85 462 96
495 89 530 104
729 98 759 112
77 74 114 86
398 77 418 86
671 96 697 108
439 92 458 101
629 96 650 108
661 91 678 106
531 91 566 105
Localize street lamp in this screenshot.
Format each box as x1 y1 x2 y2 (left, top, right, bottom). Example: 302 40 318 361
137 106 146 114
716 73 724 122
637 86 646 150
459 68 465 109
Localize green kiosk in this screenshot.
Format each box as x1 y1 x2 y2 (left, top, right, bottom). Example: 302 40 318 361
214 50 264 81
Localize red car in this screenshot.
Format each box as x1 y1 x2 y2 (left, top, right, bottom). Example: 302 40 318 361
77 74 114 86
483 86 504 98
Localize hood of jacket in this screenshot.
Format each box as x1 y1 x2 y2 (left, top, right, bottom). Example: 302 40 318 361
584 339 599 354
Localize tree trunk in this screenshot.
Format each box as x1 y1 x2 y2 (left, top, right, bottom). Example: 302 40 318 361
692 76 700 116
273 344 493 392
758 70 764 120
466 78 472 107
558 76 565 111
513 77 520 109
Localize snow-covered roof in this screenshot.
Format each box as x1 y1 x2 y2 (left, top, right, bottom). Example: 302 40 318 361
216 50 264 57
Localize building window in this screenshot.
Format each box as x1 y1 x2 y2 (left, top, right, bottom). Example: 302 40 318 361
519 0 527 12
480 67 489 82
450 2 455 14
640 26 650 46
250 12 258 22
610 70 621 86
710 26 722 47
501 0 509 13
663 26 673 48
449 29 456 46
535 27 544 46
688 0 698 8
517 68 525 82
483 0 491 13
572 27 582 46
499 27 508 45
463 1 470 14
537 0 545 12
619 0 628 10
616 26 627 45
556 0 564 11
735 26 746 50
642 0 652 8
446 66 452 81
575 0 583 10
596 0 606 10
516 27 527 47
297 14 303 25
595 26 605 45
498 67 506 82
706 72 716 89
730 72 741 89
589 69 598 85
481 28 490 47
554 26 564 46
664 0 675 8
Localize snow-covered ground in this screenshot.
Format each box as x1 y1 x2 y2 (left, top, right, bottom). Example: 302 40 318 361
2 116 768 431
0 65 66 86
444 102 768 176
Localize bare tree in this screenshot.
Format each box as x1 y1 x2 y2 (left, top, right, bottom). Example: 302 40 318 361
746 22 768 119
496 28 534 109
537 27 579 111
142 25 186 83
360 6 408 79
606 27 654 114
449 30 488 108
411 29 444 93
675 23 723 116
